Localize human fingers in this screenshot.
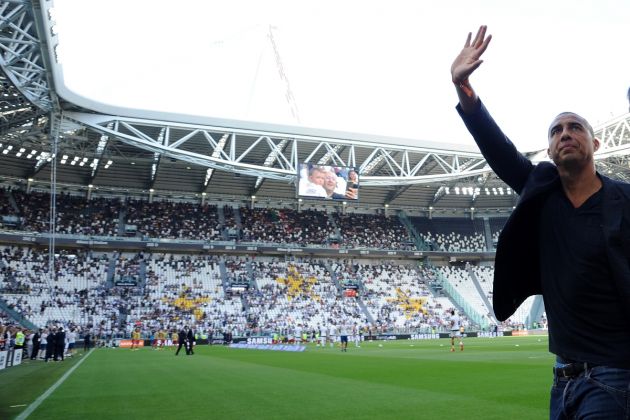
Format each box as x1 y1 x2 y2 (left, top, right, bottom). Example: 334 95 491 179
476 33 492 56
471 25 487 47
463 32 472 48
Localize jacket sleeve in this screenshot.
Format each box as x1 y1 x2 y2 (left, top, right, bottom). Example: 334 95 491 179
456 99 534 195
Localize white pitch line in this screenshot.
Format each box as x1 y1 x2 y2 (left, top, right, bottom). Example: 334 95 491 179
15 349 94 420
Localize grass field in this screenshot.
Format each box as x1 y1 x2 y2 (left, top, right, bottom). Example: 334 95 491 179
1 335 553 419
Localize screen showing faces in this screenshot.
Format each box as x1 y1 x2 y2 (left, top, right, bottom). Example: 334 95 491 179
297 163 359 201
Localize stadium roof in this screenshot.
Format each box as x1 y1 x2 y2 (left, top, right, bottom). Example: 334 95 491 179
0 1 629 215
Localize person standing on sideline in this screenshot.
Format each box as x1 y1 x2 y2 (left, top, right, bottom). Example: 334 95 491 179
45 327 56 362
38 329 48 360
186 327 195 355
31 329 41 360
26 330 34 360
66 328 76 357
175 327 187 356
14 327 25 357
83 329 91 351
449 310 463 352
451 25 630 419
55 327 66 361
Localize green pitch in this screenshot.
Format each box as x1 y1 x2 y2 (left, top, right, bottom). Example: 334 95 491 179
1 336 553 419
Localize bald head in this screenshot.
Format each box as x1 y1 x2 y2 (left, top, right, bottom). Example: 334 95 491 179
548 112 594 140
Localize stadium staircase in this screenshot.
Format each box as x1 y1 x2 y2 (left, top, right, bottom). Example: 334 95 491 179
217 206 229 240
138 258 147 288
417 264 444 297
432 265 490 329
233 207 243 230
527 295 545 328
118 304 129 328
246 260 257 291
397 211 426 250
238 260 256 312
6 190 20 214
0 298 38 330
466 266 497 324
323 261 343 292
327 214 343 243
117 206 126 236
106 257 116 288
481 217 494 251
218 259 231 294
356 298 375 325
332 262 376 324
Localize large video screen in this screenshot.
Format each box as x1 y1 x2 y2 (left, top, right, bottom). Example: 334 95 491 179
297 163 359 201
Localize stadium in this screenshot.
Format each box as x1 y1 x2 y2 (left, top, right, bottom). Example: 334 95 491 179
1 2 630 419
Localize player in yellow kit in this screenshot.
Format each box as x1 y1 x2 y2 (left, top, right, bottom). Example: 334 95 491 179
131 328 141 351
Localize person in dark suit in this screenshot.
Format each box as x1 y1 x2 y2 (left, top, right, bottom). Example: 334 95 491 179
175 327 187 356
54 327 66 361
451 25 630 419
186 327 195 355
45 327 56 362
30 329 41 360
83 330 91 351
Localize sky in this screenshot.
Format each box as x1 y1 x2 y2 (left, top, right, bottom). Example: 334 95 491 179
52 0 630 152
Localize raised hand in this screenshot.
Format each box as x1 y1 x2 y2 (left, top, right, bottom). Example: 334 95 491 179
451 25 492 85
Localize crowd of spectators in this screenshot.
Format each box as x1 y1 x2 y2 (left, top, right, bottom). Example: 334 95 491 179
333 213 414 250
0 244 542 339
239 207 335 246
114 252 143 284
11 190 121 236
0 188 19 218
243 258 367 337
0 186 523 340
125 200 222 240
0 188 498 252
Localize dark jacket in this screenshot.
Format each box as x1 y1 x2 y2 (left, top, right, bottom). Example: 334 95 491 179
47 331 56 348
56 330 66 348
458 100 630 321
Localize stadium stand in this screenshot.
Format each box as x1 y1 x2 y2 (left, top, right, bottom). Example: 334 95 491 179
333 213 414 250
409 216 488 252
0 187 542 342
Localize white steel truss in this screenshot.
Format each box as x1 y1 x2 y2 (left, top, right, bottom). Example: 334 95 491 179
0 0 53 112
63 111 492 186
1 0 630 189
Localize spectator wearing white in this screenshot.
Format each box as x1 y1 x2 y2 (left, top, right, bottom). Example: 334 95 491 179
328 325 336 348
66 328 76 357
318 325 327 347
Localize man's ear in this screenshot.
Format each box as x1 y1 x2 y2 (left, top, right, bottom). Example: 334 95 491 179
547 147 552 158
593 137 600 152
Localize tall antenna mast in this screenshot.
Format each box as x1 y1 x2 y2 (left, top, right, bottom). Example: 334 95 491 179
268 25 300 124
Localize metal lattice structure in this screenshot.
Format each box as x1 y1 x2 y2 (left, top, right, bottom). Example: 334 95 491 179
0 0 629 212
63 111 492 186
